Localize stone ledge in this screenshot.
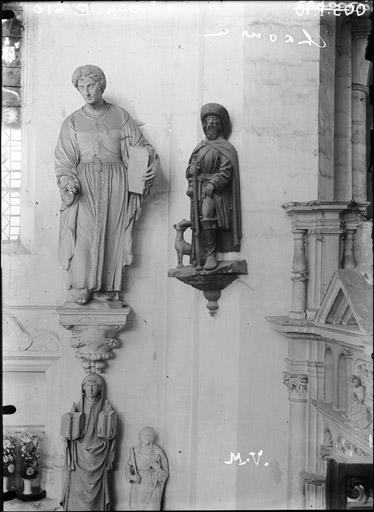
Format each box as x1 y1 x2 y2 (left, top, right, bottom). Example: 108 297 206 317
57 301 131 328
168 260 247 291
3 496 58 512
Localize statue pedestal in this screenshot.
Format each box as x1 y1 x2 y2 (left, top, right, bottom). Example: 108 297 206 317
168 260 247 316
58 300 131 373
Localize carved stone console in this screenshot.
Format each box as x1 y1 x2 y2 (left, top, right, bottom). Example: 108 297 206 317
168 260 247 316
58 301 131 373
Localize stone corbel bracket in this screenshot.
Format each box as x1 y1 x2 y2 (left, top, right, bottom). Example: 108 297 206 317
168 260 247 316
57 302 131 373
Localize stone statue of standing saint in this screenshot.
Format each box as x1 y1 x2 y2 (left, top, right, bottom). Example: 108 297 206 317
60 374 118 511
125 426 168 511
186 103 242 270
55 65 160 305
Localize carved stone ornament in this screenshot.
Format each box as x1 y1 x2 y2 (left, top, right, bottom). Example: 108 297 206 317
283 372 308 401
336 436 368 457
58 301 131 373
168 103 247 316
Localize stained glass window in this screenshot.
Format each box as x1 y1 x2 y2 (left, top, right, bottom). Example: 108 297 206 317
2 2 23 241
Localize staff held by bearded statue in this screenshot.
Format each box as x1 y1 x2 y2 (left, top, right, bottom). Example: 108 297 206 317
186 103 241 271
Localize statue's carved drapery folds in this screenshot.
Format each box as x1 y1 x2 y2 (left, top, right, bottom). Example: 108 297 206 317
55 65 159 305
125 426 168 511
60 374 118 511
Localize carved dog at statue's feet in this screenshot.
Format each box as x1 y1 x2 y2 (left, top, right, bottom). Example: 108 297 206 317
174 219 192 267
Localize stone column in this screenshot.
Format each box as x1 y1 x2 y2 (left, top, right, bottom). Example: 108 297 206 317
289 230 307 320
351 18 371 203
342 228 356 269
283 372 309 510
334 18 352 201
352 83 369 202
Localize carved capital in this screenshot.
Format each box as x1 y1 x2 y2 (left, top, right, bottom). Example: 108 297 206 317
343 348 354 359
283 372 308 401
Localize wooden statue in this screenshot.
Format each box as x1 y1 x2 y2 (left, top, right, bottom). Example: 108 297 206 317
185 103 241 270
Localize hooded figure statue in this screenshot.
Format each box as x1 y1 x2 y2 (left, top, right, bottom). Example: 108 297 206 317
186 103 242 270
60 374 118 511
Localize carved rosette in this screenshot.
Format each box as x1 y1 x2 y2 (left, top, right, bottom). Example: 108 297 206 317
283 372 308 402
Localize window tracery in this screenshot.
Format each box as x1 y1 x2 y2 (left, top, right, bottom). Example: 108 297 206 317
2 2 23 241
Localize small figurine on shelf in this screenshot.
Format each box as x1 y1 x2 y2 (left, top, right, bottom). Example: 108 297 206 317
17 431 46 501
125 426 168 511
3 434 16 501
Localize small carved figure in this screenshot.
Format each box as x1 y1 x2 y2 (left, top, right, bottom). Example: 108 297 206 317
185 103 241 270
345 375 372 430
60 374 118 511
55 65 160 305
125 426 168 511
173 219 192 267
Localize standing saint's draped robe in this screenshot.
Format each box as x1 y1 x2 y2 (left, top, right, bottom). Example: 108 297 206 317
55 102 152 292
